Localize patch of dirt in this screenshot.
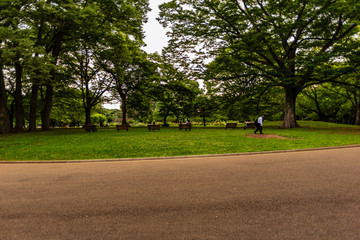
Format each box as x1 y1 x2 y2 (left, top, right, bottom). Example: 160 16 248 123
247 134 292 139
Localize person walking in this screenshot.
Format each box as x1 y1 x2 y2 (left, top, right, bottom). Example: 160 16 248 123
254 115 264 134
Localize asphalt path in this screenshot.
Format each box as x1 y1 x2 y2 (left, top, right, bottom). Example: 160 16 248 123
1 147 360 240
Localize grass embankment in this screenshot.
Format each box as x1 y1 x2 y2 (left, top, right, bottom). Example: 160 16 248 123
0 121 359 161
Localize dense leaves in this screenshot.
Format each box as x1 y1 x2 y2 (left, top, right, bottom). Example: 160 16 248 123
159 0 360 128
0 0 150 132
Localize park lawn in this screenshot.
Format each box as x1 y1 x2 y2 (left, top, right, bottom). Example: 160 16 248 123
0 121 359 161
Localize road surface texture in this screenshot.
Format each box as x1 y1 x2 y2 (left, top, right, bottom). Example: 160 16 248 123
1 147 360 240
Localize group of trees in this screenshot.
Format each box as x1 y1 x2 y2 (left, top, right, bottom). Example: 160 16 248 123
159 0 360 127
0 0 150 133
1 0 360 135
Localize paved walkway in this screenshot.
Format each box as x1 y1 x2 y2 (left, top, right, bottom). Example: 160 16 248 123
1 147 360 239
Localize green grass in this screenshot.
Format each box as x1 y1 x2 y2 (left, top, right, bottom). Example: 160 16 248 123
1 121 359 161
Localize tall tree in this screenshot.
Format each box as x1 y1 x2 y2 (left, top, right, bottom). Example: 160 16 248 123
29 0 150 131
0 16 11 133
149 54 200 126
0 58 10 134
0 0 35 132
0 0 82 132
159 0 360 128
65 45 112 125
0 0 150 133
100 38 155 125
193 93 218 126
68 0 150 125
50 87 84 127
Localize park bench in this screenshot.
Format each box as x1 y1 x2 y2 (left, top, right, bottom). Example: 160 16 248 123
243 122 256 129
179 123 192 131
148 124 160 131
116 124 129 131
225 123 237 129
84 124 97 132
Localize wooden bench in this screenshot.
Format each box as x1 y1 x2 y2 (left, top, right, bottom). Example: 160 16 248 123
83 124 97 132
179 123 192 131
225 123 237 129
116 124 129 131
148 124 160 131
243 122 256 129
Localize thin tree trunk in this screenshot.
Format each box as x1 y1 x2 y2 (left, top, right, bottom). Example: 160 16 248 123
14 62 24 132
41 36 62 131
28 50 42 132
9 100 15 129
0 64 11 134
202 115 206 126
355 102 360 125
163 108 170 126
281 86 300 128
120 94 127 125
28 83 39 132
41 84 53 131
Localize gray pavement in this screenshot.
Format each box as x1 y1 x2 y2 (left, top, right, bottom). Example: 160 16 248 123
1 147 360 240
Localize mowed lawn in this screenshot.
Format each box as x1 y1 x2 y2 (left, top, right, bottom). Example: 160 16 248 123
1 121 360 161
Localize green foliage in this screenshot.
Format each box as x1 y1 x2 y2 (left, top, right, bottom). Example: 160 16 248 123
98 35 157 125
192 93 219 126
159 0 360 128
91 114 106 125
50 87 84 126
100 108 122 123
148 53 200 124
297 84 349 122
0 0 151 132
296 75 360 124
127 91 154 122
107 116 114 123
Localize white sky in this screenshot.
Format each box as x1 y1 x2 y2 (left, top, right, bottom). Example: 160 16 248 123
142 0 170 54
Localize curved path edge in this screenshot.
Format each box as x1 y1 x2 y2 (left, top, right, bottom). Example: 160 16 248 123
1 144 360 164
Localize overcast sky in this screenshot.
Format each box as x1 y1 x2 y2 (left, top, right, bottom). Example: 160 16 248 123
142 0 170 54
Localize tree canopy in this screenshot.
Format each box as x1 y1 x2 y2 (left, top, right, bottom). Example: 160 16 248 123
0 0 150 133
159 0 360 128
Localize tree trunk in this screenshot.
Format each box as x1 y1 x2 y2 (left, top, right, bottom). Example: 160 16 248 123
14 62 24 132
355 101 360 125
28 83 39 132
85 106 91 125
280 86 300 128
202 115 206 126
120 94 127 125
0 64 11 134
41 85 54 131
41 36 62 131
9 100 15 129
163 108 170 126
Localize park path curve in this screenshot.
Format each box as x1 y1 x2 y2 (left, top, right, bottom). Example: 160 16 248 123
1 146 360 239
